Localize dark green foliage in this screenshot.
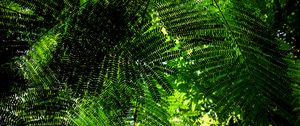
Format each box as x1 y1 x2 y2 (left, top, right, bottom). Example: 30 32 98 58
0 0 300 125
157 0 298 125
1 0 179 125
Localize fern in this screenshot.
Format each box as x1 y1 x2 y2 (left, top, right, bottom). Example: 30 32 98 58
159 0 294 125
153 0 297 125
1 0 180 125
1 0 299 125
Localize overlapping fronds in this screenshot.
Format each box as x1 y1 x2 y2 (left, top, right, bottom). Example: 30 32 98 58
0 87 75 125
156 0 226 47
0 1 74 124
158 0 294 125
68 96 112 126
68 85 171 126
288 59 300 122
1 0 181 125
49 0 179 100
131 92 171 126
0 0 78 63
0 94 24 125
1 0 299 125
18 88 75 125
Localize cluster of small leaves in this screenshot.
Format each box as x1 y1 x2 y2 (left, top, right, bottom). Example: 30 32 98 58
1 0 300 125
1 0 181 125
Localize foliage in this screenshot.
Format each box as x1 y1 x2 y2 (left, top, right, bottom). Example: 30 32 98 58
1 0 300 125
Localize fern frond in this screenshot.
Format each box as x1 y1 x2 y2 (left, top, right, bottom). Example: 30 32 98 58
0 95 25 125
50 0 178 99
3 0 297 125
136 97 170 126
179 1 295 125
0 0 78 61
156 1 225 43
68 96 113 126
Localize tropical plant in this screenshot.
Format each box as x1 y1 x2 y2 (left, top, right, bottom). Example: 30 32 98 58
0 0 299 125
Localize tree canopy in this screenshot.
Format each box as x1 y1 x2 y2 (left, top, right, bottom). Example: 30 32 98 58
1 0 300 125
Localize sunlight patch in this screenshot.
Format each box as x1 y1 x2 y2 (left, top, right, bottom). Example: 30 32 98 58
161 27 168 35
